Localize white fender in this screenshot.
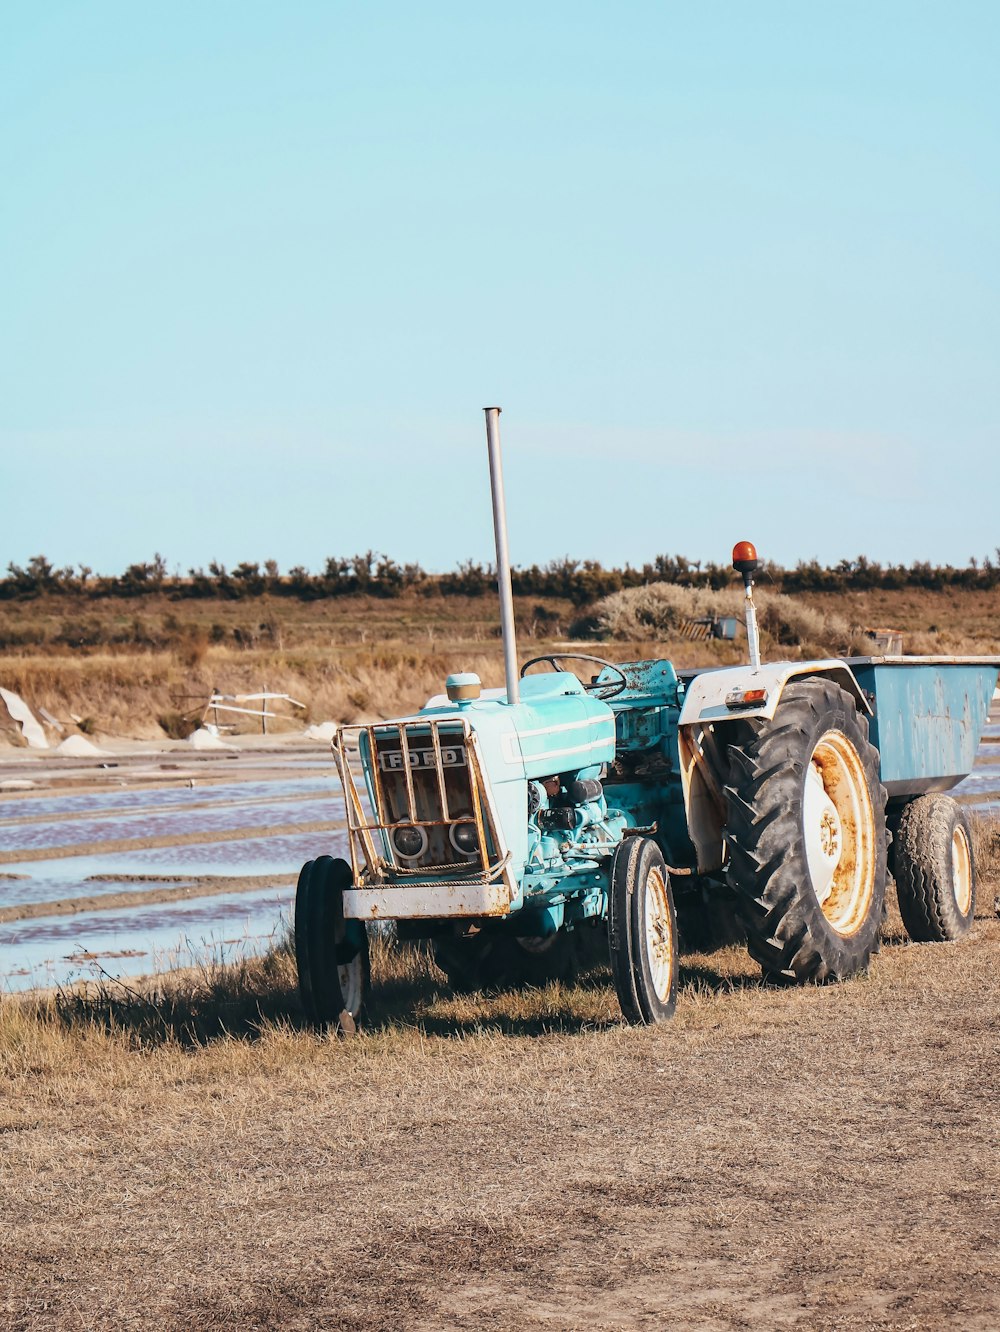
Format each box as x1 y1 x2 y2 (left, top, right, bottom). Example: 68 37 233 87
675 660 871 874
677 659 870 728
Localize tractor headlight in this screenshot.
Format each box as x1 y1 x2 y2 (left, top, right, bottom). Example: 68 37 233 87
391 824 428 860
449 821 479 857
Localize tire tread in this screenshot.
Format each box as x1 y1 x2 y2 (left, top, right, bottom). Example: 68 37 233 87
893 795 975 942
725 679 888 983
294 856 369 1030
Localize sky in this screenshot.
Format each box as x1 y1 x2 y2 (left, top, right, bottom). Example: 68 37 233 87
1 2 998 576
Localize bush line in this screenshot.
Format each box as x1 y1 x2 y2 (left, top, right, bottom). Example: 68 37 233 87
6 548 1000 606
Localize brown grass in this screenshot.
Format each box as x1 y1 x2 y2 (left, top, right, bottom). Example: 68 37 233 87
2 830 999 1331
970 811 1000 881
588 582 881 656
0 645 506 742
2 586 998 741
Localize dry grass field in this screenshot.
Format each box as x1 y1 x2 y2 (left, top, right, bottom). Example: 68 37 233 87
2 588 999 1329
2 848 998 1331
1 586 998 739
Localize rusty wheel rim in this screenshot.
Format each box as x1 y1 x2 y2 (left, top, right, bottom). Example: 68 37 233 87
803 730 876 937
338 956 364 1019
643 867 674 1002
952 824 973 916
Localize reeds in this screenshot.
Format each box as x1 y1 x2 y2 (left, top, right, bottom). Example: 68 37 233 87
587 583 881 656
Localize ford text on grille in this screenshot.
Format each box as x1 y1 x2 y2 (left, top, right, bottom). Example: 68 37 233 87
378 746 467 771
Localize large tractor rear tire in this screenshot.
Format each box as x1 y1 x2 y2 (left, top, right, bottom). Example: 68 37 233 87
725 678 887 983
892 795 976 941
608 836 678 1024
295 856 370 1032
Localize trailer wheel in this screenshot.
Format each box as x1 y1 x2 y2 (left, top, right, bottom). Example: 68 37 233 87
295 856 370 1032
608 836 678 1024
893 795 976 941
433 930 577 993
725 678 887 983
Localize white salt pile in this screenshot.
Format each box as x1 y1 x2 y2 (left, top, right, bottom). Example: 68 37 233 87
303 721 337 742
0 687 48 749
187 728 234 750
56 734 104 757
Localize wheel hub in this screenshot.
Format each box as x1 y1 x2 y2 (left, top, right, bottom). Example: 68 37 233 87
339 957 363 1017
819 809 839 859
804 760 843 905
951 825 973 915
803 729 877 936
643 869 674 1002
649 918 671 961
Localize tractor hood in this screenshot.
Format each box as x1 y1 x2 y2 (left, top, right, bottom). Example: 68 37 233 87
419 670 616 780
403 670 616 877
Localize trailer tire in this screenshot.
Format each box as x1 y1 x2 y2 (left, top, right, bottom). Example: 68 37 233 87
725 678 887 983
433 930 578 993
608 836 678 1024
295 856 370 1032
893 795 976 941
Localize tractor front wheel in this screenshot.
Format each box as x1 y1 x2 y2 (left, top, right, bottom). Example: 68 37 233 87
608 836 679 1024
893 795 976 941
295 856 370 1032
725 679 887 983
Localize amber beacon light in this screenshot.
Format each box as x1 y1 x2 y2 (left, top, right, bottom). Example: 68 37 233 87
732 541 759 578
732 539 761 673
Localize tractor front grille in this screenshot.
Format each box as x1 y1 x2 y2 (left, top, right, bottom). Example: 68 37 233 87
333 718 511 892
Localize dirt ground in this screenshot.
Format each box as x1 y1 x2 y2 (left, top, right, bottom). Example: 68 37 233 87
1 883 998 1332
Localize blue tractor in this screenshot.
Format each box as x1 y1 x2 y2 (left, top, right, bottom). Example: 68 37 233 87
295 410 999 1031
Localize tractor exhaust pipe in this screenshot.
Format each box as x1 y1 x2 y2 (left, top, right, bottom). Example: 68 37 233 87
484 407 520 706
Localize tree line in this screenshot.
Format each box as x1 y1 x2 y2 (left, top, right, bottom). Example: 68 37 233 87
4 550 1000 606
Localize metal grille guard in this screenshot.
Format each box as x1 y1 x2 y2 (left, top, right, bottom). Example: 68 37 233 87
332 717 516 905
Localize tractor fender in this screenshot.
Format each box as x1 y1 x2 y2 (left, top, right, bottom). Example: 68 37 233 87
677 659 871 729
675 661 871 874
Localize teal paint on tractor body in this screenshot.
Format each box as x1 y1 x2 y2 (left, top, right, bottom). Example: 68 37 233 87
348 652 997 941
416 671 618 901
393 659 695 926
597 658 697 872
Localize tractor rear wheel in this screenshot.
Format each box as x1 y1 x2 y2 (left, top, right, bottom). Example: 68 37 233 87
295 856 370 1032
893 795 976 941
608 836 678 1024
725 678 887 983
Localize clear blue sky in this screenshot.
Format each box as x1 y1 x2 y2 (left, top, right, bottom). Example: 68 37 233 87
2 2 997 575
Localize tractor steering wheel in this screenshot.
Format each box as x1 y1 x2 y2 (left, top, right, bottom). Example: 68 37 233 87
519 654 629 700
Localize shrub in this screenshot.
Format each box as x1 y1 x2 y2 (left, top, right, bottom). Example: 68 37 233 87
157 711 198 739
581 583 877 657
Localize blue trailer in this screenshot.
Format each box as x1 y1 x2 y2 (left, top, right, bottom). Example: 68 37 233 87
294 411 1000 1030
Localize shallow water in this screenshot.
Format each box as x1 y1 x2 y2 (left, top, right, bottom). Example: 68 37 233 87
0 795 339 853
0 775 335 823
0 873 198 911
2 721 998 994
2 827 351 894
953 763 1000 797
1 884 294 992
